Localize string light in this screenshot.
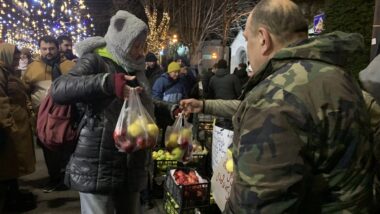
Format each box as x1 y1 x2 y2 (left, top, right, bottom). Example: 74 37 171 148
0 0 95 53
145 6 170 55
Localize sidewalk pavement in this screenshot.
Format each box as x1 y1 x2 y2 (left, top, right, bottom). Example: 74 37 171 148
3 144 164 214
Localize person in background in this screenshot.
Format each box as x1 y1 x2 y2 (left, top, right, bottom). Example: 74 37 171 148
0 43 36 212
57 35 78 62
207 59 241 100
145 52 164 88
23 36 75 193
181 0 374 212
200 64 216 98
51 10 154 214
17 48 32 77
175 56 197 98
152 61 187 103
233 63 248 85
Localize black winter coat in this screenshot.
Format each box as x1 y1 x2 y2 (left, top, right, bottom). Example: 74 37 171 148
207 68 242 100
51 53 154 194
145 64 164 88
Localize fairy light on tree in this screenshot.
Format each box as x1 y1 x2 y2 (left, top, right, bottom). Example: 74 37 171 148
0 0 95 52
145 5 170 55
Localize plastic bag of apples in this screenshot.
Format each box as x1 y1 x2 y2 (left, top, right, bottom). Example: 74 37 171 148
113 88 159 153
165 113 193 162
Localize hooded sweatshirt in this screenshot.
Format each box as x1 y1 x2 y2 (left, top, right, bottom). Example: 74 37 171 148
205 31 374 214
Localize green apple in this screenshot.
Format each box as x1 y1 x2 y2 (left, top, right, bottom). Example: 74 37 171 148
171 147 184 160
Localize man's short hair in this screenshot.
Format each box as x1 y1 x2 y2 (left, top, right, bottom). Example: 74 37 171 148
38 36 59 48
57 35 72 45
250 0 308 44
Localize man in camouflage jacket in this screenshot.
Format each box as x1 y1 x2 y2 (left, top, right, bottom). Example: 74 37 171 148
181 0 374 213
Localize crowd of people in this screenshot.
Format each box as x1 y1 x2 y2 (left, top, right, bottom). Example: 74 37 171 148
1 0 380 213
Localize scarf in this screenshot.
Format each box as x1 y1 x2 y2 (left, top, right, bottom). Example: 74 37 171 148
42 55 61 80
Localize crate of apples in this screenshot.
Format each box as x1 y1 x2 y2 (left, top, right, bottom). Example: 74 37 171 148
165 168 210 209
113 116 159 153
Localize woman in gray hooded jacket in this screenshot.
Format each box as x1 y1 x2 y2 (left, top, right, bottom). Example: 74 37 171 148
51 11 152 214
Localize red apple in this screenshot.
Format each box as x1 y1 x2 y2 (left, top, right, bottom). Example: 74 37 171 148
135 136 146 149
113 130 127 143
146 137 156 148
120 140 136 153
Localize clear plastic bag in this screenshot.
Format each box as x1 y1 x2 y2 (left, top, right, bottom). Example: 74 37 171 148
113 88 159 153
165 113 193 162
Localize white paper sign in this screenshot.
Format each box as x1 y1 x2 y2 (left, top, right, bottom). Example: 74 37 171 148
211 125 233 170
211 157 234 211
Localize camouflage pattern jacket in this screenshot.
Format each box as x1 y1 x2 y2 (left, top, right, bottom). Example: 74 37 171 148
209 32 374 214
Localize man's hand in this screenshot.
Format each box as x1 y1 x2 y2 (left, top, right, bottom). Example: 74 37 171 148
180 99 203 116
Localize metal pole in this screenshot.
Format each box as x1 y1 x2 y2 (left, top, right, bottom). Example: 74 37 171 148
371 0 380 60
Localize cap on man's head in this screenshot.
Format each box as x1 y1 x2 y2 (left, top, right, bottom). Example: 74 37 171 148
217 59 228 69
145 52 157 62
167 62 181 73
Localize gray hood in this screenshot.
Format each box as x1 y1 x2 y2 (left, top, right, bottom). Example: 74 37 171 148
360 54 380 103
74 10 148 72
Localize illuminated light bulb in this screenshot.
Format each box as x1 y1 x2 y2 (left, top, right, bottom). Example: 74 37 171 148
37 10 41 15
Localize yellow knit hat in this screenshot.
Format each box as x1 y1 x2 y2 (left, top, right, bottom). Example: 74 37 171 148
167 62 181 73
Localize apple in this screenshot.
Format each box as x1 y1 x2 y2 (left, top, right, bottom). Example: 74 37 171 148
135 117 148 127
147 123 159 137
127 122 144 137
146 137 156 147
113 130 127 143
227 148 233 159
135 136 146 149
166 133 179 149
171 147 185 160
119 140 136 153
225 159 234 173
180 128 191 139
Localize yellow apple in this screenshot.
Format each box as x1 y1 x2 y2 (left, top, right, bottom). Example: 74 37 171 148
134 117 148 127
127 122 143 137
227 148 233 159
166 133 179 148
169 133 179 142
225 159 233 173
180 128 191 139
147 123 159 137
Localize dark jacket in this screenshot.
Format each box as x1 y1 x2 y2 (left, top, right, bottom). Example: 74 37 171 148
201 70 214 98
51 53 154 194
145 64 164 88
233 67 248 85
208 68 241 99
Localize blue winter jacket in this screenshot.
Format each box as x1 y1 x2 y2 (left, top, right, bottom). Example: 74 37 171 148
152 73 187 103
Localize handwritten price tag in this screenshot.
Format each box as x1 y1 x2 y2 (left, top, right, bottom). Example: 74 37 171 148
211 126 233 170
211 158 234 211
